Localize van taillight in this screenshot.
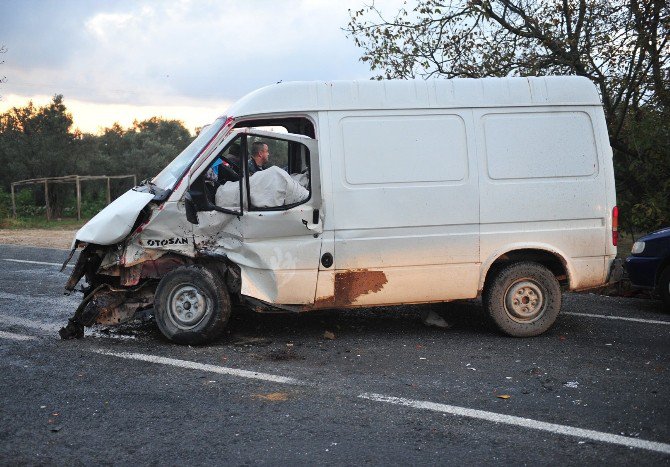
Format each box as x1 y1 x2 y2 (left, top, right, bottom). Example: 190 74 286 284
612 206 619 246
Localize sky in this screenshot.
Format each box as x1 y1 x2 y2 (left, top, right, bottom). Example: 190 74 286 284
0 0 389 134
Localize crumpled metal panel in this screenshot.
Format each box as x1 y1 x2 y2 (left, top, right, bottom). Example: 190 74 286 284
192 209 321 304
77 128 323 308
74 190 155 247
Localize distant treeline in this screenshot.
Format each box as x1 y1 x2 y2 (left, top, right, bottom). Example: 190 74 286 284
0 95 194 218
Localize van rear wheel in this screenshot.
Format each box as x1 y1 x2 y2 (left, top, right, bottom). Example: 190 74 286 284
154 265 231 345
483 262 561 337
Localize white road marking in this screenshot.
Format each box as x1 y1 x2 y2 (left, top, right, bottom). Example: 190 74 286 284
88 349 670 454
0 244 70 251
3 258 72 268
0 284 667 455
359 393 670 455
0 292 80 312
91 349 305 385
0 330 37 341
0 314 60 333
563 311 670 326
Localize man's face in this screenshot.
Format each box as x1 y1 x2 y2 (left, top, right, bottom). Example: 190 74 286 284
259 144 270 165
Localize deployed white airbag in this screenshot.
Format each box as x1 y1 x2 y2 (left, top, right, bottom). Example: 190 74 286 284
215 166 309 208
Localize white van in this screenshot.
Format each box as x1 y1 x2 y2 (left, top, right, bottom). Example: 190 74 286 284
60 76 622 344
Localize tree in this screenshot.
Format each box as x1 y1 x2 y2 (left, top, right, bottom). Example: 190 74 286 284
0 95 86 217
95 117 192 181
347 0 670 232
0 45 6 101
0 96 194 219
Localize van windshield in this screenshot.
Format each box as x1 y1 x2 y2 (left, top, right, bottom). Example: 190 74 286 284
151 117 227 190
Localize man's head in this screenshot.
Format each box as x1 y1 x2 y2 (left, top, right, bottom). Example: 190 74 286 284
251 141 270 166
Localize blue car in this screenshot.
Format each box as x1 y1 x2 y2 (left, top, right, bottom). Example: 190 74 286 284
625 227 670 310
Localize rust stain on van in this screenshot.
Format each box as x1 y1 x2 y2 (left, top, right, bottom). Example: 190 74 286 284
314 269 388 308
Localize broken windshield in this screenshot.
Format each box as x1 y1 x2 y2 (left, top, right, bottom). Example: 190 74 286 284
151 116 227 191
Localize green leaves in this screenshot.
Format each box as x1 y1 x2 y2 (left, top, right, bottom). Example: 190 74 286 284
347 0 670 233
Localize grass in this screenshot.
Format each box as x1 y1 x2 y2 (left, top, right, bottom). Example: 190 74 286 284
0 216 89 230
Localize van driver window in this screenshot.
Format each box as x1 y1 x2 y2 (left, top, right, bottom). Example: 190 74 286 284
216 137 310 210
204 150 242 212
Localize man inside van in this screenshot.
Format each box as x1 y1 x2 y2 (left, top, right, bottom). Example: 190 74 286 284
248 141 270 175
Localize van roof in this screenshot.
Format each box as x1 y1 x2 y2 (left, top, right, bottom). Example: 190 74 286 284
226 76 601 118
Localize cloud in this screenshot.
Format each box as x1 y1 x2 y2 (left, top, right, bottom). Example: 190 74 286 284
0 0 405 132
2 0 374 105
85 11 140 40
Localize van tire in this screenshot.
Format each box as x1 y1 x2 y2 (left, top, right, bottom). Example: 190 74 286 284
483 262 561 337
154 265 231 345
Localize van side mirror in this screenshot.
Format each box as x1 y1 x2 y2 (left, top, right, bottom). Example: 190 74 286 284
184 193 199 225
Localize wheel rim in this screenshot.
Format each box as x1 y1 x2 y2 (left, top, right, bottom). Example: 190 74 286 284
504 280 546 322
167 283 209 330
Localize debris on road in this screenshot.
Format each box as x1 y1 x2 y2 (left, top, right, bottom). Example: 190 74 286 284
252 392 289 402
267 348 304 361
231 336 273 347
420 310 451 329
496 395 511 400
564 381 580 389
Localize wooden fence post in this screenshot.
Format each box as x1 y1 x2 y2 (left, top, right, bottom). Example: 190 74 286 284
10 183 16 218
106 177 111 204
44 180 50 221
76 175 81 221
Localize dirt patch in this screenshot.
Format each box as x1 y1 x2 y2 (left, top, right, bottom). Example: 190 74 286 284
0 229 77 250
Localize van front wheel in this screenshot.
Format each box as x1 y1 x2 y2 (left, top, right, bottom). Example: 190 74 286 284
483 262 561 337
154 266 231 345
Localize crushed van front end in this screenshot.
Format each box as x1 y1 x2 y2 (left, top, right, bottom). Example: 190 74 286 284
58 187 197 338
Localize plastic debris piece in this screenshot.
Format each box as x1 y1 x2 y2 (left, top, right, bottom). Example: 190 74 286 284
496 395 511 399
421 310 451 328
323 331 336 340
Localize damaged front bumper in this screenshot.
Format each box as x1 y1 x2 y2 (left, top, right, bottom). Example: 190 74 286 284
59 244 163 339
59 280 156 339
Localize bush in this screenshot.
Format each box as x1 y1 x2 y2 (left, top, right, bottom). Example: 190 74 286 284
0 188 11 219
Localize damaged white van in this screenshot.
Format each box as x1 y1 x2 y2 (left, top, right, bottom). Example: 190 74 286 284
60 76 622 344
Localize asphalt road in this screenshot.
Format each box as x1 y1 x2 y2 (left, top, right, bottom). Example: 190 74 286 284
0 244 669 465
